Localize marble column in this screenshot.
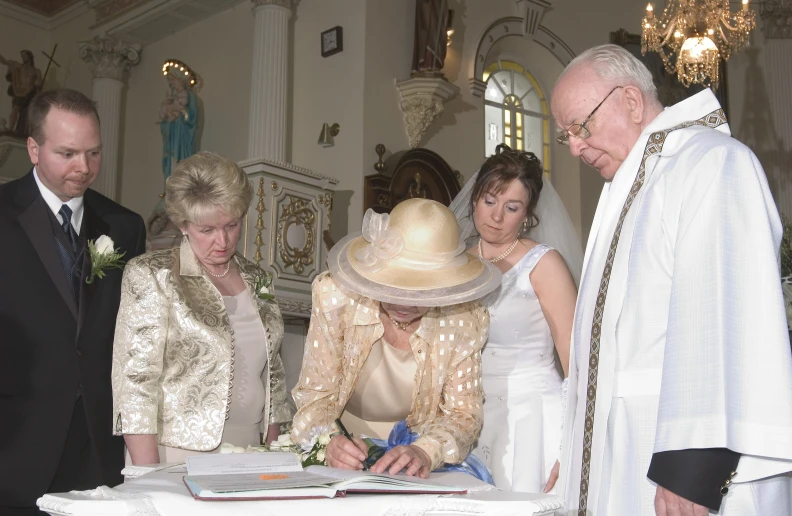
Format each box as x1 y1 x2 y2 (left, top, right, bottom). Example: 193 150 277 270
248 0 293 162
79 36 141 200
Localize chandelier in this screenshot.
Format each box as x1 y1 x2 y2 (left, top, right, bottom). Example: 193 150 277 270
642 0 756 88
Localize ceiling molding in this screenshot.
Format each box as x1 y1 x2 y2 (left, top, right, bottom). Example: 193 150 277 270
0 0 91 30
92 0 245 46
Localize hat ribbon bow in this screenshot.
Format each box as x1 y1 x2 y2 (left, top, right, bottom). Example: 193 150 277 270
354 210 404 273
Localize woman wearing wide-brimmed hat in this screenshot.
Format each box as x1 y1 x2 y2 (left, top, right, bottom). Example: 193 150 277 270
290 198 502 479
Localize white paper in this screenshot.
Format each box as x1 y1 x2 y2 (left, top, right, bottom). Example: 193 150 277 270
186 452 302 476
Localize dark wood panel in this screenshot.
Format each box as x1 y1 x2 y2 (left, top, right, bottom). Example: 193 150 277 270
363 148 461 214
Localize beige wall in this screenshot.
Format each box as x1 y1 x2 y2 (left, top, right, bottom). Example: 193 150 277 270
291 0 367 243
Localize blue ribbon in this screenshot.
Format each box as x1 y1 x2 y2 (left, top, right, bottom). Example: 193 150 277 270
366 420 494 485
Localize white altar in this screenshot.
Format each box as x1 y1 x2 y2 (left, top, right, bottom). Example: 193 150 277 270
37 467 564 516
236 157 339 397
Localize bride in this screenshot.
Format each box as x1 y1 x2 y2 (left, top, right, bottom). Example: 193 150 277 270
450 144 582 493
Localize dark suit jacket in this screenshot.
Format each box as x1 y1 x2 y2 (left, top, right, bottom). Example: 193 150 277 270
0 171 146 507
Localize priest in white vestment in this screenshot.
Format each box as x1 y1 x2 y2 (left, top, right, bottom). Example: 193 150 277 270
551 44 792 516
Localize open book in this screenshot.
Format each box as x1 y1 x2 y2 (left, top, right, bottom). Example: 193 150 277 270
182 452 470 500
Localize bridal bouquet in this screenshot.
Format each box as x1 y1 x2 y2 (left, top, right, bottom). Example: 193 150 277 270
297 426 334 467
222 430 334 468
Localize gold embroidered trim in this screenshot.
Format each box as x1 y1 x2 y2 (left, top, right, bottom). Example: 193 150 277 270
577 109 727 515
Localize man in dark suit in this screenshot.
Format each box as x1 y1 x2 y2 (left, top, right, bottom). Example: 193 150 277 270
0 89 146 514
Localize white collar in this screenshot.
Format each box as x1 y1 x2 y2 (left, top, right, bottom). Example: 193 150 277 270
33 167 84 235
646 89 727 137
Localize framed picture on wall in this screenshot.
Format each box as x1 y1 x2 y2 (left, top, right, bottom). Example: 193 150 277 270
610 29 729 118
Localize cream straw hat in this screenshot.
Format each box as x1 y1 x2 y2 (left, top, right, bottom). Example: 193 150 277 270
327 198 502 307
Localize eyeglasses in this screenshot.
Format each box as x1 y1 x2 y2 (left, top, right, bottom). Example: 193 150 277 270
556 86 623 146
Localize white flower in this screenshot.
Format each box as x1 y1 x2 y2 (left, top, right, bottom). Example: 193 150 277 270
318 433 331 446
259 285 270 296
218 443 245 454
277 434 294 446
218 443 236 454
94 235 115 255
316 450 326 462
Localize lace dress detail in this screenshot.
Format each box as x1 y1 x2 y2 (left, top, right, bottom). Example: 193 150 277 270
473 244 563 492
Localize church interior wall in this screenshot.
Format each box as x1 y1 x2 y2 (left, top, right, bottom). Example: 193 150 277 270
290 0 367 244
0 9 106 183
1 0 789 236
0 15 50 147
119 2 255 219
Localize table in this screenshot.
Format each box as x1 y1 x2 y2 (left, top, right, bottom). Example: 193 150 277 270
37 466 564 516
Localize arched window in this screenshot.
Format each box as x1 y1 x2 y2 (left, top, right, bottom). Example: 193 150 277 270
483 61 550 175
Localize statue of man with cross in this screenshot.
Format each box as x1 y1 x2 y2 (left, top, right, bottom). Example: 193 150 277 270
0 49 43 136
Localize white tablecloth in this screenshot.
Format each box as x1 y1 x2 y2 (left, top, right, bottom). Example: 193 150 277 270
37 466 564 516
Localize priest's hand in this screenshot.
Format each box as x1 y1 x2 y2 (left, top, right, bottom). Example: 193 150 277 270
326 434 369 470
544 460 560 492
655 486 709 516
370 445 431 478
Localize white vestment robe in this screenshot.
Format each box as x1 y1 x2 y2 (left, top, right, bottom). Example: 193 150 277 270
558 90 792 516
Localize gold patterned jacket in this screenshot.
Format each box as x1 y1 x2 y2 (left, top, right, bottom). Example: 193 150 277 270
111 238 293 451
291 272 488 470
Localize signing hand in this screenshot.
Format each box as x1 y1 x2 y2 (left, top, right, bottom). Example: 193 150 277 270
370 445 431 478
325 434 368 470
655 486 709 516
544 460 560 493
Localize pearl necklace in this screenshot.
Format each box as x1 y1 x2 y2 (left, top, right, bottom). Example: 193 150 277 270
203 261 231 278
478 238 519 263
385 312 417 332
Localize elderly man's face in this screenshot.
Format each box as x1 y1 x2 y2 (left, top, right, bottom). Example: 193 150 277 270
552 66 638 181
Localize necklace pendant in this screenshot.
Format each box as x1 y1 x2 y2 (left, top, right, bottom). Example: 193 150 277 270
386 313 412 332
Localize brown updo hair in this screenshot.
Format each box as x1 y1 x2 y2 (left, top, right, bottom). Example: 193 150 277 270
471 144 544 233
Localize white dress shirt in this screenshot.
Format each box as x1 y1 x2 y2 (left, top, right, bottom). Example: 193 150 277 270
33 167 84 235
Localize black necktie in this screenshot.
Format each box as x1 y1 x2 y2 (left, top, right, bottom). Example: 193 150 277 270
57 204 81 300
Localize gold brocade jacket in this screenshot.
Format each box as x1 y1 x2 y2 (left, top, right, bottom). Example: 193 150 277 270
291 272 489 470
111 238 293 451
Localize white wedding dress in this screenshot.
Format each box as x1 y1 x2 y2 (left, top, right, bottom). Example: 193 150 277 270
472 244 563 493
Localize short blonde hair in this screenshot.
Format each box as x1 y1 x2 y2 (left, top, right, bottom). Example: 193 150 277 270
165 151 252 228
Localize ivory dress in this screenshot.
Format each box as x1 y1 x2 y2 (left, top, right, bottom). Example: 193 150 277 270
472 244 563 492
155 291 269 463
341 338 417 440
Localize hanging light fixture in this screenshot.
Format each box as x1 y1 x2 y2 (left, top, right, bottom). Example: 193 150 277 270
642 0 756 88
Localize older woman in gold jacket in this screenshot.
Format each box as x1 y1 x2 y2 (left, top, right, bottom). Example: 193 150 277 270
292 199 502 478
112 152 293 465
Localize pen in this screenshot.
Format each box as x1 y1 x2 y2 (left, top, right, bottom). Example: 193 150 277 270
335 418 369 471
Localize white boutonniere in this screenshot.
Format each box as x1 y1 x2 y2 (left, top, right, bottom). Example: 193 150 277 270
86 235 126 284
254 272 275 302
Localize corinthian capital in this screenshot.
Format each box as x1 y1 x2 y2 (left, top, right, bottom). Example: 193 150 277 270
79 36 142 81
251 0 294 10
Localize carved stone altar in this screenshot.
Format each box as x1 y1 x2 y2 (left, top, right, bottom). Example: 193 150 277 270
238 158 338 320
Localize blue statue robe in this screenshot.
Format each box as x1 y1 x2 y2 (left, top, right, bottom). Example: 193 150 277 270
161 88 198 181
